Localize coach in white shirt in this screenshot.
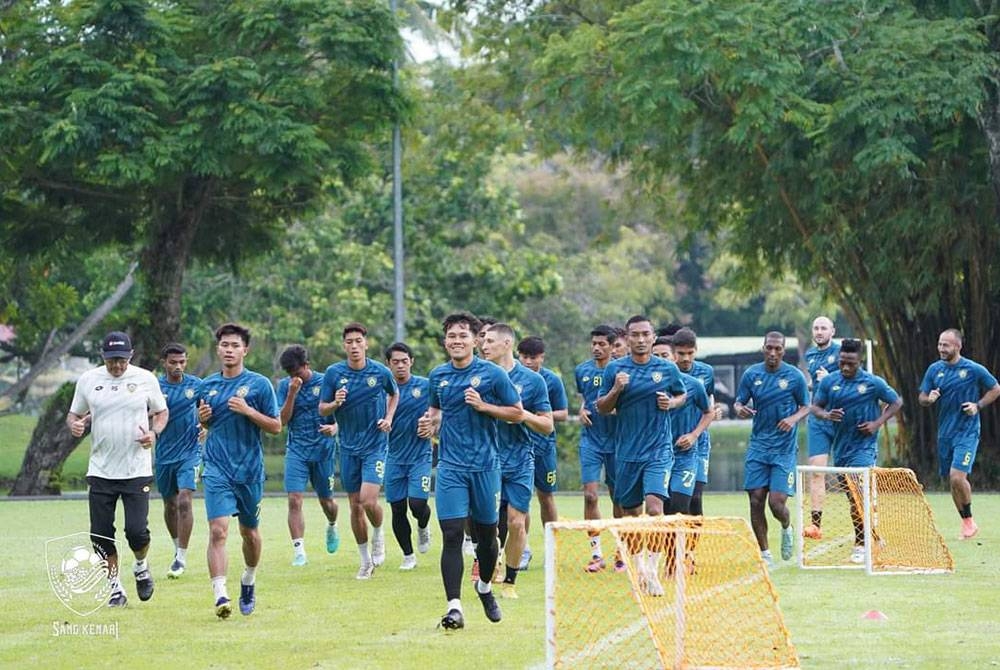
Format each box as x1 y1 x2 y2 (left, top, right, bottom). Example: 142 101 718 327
66 331 169 608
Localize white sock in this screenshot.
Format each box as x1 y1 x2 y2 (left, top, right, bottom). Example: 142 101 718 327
241 566 256 586
647 552 661 573
590 535 603 558
175 547 187 564
373 525 384 541
212 576 228 600
358 542 371 565
133 558 148 574
292 538 305 556
475 579 492 594
761 549 773 560
447 598 463 613
172 537 179 550
109 575 122 592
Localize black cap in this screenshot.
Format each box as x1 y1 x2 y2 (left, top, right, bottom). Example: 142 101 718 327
101 331 133 359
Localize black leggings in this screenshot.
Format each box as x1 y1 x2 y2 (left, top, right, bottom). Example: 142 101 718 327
440 518 498 600
87 476 152 557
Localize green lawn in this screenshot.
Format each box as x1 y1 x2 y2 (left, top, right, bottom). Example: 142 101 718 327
1 492 996 668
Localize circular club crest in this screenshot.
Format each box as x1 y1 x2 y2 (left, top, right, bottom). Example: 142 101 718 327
367 377 377 387
185 388 195 399
236 385 250 398
412 388 422 398
959 370 968 379
857 383 867 394
312 386 321 396
470 376 482 388
46 532 117 616
778 379 789 390
515 384 523 394
651 372 663 383
827 354 835 364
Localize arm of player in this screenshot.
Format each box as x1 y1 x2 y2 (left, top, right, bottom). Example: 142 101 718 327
858 397 903 435
596 372 628 415
676 407 714 450
656 391 687 411
577 395 593 427
918 388 941 407
551 408 569 423
417 407 441 439
318 386 348 417
777 404 812 432
522 410 554 436
228 396 282 435
66 411 91 438
377 391 399 432
279 377 301 426
810 399 845 423
464 387 525 423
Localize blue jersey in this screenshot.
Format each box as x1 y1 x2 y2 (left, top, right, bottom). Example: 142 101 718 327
528 367 566 456
814 370 899 463
499 363 550 471
805 343 841 396
736 362 809 456
602 355 686 463
575 359 616 454
388 375 432 465
920 357 998 439
201 369 279 483
157 373 202 464
276 373 334 458
428 357 521 472
682 360 715 453
670 373 711 454
320 359 398 455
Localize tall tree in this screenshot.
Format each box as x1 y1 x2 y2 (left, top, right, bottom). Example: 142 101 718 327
456 0 1000 483
0 0 404 367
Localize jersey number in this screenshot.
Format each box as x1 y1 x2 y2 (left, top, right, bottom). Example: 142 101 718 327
421 476 431 493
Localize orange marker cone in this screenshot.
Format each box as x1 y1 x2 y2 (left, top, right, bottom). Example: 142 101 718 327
861 610 888 621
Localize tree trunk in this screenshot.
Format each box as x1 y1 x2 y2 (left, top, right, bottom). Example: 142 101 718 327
9 382 85 495
133 178 214 369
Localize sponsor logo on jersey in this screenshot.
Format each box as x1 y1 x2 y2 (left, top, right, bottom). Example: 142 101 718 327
208 389 218 396
582 376 591 383
236 385 249 398
339 378 348 386
832 385 841 391
439 380 449 387
754 379 763 386
95 386 103 391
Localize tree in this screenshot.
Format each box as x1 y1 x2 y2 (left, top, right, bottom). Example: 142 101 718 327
0 0 404 368
456 1 1000 484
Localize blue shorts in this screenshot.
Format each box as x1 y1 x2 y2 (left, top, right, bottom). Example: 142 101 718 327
614 459 670 510
155 455 200 499
580 447 615 488
807 415 836 458
743 452 796 496
533 444 558 493
203 474 263 529
833 445 877 469
384 458 432 503
340 447 387 494
938 436 978 477
501 461 534 513
285 449 335 497
669 450 698 496
435 467 500 524
695 438 711 484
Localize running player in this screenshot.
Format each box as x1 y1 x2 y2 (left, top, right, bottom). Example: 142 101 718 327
515 335 567 571
156 343 202 579
597 316 686 595
574 325 621 572
319 323 398 580
277 345 340 567
384 342 433 570
919 328 1000 539
418 312 523 630
484 324 552 597
198 323 280 618
802 316 841 540
812 338 902 562
733 331 810 568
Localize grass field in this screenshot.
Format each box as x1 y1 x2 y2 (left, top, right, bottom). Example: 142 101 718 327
1 492 997 669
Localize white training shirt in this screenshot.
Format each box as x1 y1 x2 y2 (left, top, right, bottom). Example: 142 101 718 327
69 364 168 479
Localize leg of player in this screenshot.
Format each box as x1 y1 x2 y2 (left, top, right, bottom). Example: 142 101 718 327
122 480 154 602
438 517 466 630
410 498 432 554
359 481 385 567
391 498 416 570
581 482 606 572
473 520 502 623
804 453 828 540
237 523 261 616
207 516 232 618
747 487 772 566
319 495 340 554
172 488 194 576
163 492 179 561
288 492 308 566
768 491 794 562
348 491 373 578
950 467 978 539
501 506 527 598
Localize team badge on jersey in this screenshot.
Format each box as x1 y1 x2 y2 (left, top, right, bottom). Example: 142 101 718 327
127 383 137 393
827 354 836 364
312 386 320 396
959 370 968 379
367 376 376 387
470 376 481 388
339 378 348 386
412 388 422 398
857 384 867 394
236 385 249 398
652 372 663 383
185 388 195 399
778 379 789 389
515 384 523 395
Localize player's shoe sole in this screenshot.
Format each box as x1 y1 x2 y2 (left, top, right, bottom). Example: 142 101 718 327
802 524 823 540
215 597 232 619
135 569 154 601
440 608 464 630
239 583 255 615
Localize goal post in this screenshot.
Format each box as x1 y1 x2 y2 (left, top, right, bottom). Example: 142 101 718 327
544 515 800 669
796 465 953 575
